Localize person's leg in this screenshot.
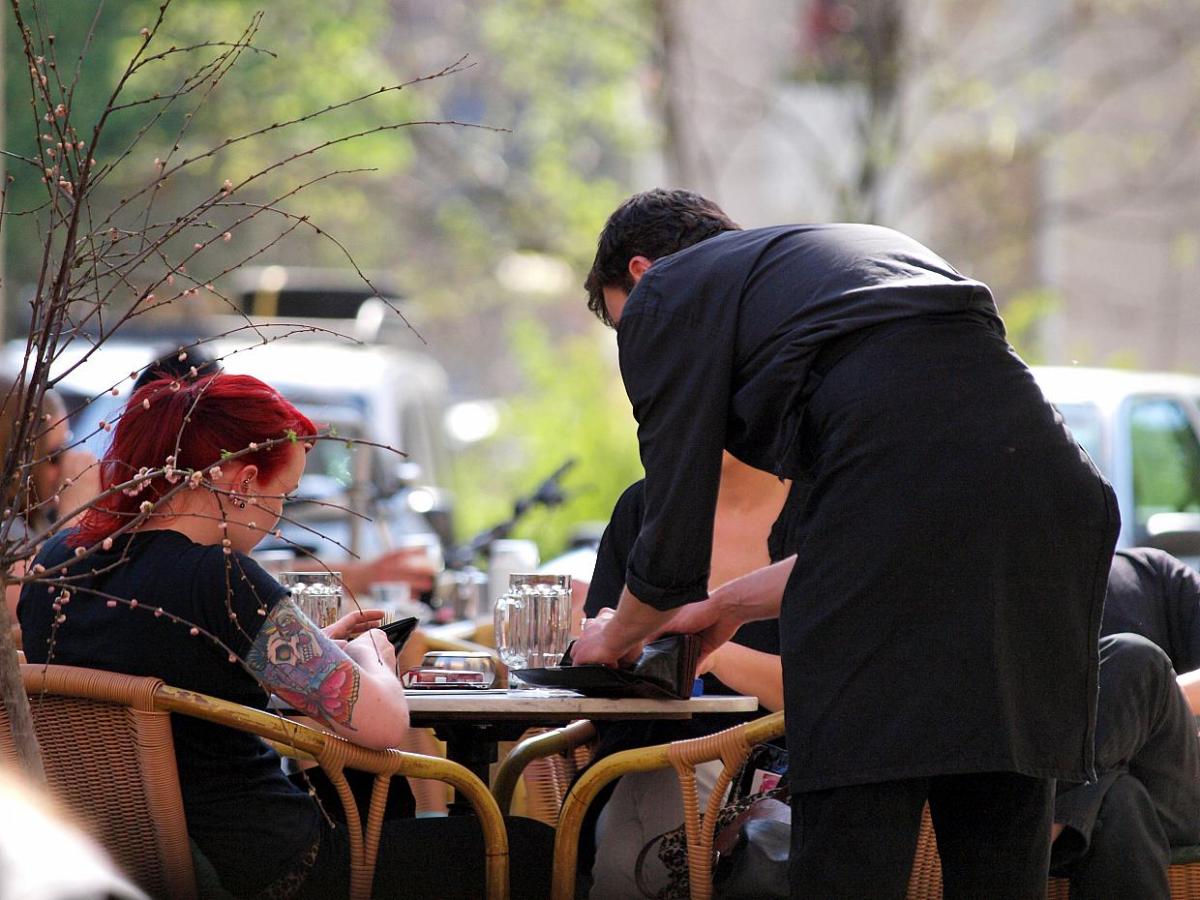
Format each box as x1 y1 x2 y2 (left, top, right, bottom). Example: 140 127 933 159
1091 634 1200 846
1065 774 1169 900
789 778 927 900
927 771 1053 900
289 766 417 822
369 815 555 899
590 760 724 899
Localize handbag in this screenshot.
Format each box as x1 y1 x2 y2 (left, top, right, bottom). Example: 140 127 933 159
634 743 790 899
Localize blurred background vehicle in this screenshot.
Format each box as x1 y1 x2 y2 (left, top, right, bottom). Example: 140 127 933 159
1033 367 1200 568
4 269 458 566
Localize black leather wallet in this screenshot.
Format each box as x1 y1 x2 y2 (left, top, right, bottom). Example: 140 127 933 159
514 633 702 700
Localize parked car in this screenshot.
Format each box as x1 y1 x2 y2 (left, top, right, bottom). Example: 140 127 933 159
1033 366 1200 568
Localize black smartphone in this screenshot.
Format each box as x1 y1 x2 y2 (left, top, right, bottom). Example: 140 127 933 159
379 616 419 652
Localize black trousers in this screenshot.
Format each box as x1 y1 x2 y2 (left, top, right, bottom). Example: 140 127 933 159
789 772 1054 899
299 814 555 900
292 767 555 899
1052 633 1200 898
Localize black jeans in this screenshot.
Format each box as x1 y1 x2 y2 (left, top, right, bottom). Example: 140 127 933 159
293 767 554 899
1052 633 1200 898
789 771 1054 899
299 814 555 900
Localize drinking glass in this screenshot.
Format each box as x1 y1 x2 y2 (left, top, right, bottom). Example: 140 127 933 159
494 573 572 687
279 571 343 628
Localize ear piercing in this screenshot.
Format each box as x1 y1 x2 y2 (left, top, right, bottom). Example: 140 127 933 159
232 477 251 509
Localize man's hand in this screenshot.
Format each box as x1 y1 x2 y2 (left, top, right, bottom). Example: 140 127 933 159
571 589 683 667
661 595 740 673
571 614 644 667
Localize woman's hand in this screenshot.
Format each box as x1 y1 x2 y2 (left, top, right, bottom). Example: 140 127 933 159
343 628 398 677
323 608 385 641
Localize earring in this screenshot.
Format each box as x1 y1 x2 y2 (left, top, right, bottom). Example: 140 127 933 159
232 477 250 510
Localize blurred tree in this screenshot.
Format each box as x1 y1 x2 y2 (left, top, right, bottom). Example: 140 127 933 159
4 0 657 560
2 0 428 320
449 316 642 560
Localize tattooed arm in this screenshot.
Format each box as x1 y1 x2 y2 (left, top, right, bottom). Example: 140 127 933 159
245 598 409 750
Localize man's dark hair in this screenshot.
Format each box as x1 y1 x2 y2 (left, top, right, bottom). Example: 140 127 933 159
132 346 220 393
584 189 741 327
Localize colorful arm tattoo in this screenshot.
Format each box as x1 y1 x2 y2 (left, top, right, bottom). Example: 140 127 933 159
245 598 362 731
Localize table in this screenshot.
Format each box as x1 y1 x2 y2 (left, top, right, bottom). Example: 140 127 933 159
406 689 759 811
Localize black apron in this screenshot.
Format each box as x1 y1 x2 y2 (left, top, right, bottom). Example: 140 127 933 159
778 315 1119 792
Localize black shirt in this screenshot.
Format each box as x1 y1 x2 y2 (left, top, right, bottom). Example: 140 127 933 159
1102 548 1200 674
615 224 1119 792
18 529 319 896
617 225 1001 611
587 479 780 688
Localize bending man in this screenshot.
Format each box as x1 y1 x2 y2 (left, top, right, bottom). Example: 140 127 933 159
569 189 1119 897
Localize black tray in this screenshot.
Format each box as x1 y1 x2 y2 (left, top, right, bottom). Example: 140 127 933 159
513 664 686 700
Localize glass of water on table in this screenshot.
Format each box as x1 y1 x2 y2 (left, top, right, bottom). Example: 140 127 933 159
279 571 343 628
494 573 572 689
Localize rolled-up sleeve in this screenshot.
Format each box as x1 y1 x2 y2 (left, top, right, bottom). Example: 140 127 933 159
617 277 736 611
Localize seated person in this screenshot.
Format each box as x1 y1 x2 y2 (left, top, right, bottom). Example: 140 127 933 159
1049 548 1200 897
583 453 788 899
130 348 438 601
18 371 551 900
2 374 99 647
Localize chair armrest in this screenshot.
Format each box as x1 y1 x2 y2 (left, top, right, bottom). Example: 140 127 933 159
492 720 597 814
155 684 511 900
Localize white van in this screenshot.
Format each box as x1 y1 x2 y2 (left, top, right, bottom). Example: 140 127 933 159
1033 366 1200 567
6 330 456 562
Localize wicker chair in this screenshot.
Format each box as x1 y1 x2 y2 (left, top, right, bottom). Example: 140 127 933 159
907 803 1200 899
3 663 510 900
550 710 785 900
492 720 598 824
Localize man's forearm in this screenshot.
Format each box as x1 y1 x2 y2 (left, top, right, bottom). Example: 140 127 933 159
711 555 795 622
606 587 680 657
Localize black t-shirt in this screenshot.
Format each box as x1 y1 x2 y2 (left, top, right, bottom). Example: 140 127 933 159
18 529 319 896
585 479 783 754
1102 548 1200 674
616 224 1000 611
587 479 781 690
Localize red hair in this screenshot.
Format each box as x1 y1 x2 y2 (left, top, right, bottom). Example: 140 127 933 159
72 373 316 547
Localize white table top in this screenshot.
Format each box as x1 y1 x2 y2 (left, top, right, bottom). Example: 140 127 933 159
404 689 758 722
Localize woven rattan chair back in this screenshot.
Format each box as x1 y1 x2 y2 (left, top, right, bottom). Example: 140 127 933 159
2 664 196 900
519 727 596 825
151 678 511 900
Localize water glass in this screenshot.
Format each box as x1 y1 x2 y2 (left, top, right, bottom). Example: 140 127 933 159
494 574 572 685
279 571 343 628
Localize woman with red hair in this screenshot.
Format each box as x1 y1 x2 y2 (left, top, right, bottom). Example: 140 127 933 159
18 372 551 899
